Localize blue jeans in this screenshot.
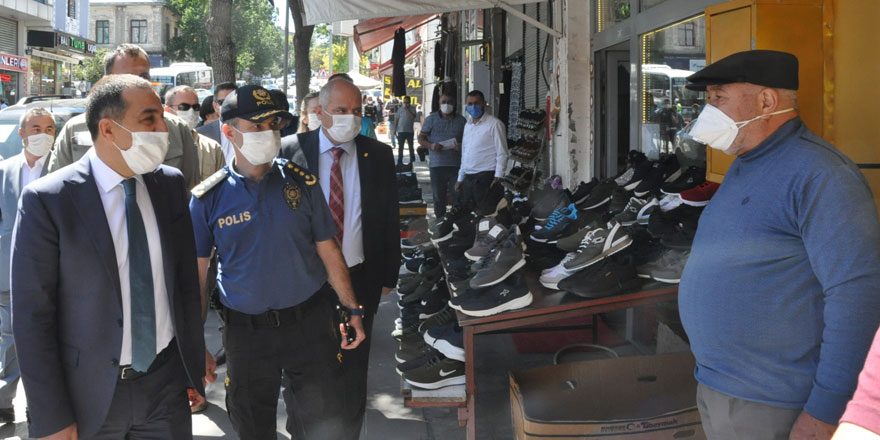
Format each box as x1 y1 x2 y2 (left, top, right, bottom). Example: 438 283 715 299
0 291 19 408
389 122 397 147
429 166 459 217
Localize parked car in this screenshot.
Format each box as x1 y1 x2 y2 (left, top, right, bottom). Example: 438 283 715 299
0 98 87 160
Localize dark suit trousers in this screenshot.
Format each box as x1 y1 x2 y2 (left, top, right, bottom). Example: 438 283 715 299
339 266 381 440
87 348 191 440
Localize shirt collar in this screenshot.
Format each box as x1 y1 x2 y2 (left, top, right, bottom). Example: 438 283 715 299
19 151 47 170
88 148 144 194
318 128 356 156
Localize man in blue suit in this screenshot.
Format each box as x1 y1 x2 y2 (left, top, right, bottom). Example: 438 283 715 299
11 74 206 439
0 107 55 423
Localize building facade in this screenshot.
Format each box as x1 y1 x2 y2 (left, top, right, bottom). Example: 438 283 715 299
89 0 179 67
0 0 53 103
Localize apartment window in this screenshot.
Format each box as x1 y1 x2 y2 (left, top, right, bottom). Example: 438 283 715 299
96 20 109 44
678 22 695 46
131 20 147 43
67 0 76 18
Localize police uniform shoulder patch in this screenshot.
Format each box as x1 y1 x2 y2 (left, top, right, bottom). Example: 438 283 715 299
192 168 229 199
284 162 318 186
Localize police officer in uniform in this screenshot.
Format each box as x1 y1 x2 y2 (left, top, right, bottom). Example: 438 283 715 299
189 85 365 439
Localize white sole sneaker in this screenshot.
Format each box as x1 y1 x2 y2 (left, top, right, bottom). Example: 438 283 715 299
470 258 526 288
404 374 466 390
459 292 534 317
423 333 465 362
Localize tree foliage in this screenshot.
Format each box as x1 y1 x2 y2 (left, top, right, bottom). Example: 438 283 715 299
167 0 283 77
73 48 110 84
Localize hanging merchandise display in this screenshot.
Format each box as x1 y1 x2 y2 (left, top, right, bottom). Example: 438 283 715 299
392 27 407 97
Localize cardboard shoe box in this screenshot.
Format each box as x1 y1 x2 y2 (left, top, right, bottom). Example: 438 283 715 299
510 351 704 439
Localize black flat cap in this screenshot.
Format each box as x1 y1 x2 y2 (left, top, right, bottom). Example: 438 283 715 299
686 50 798 91
221 85 295 123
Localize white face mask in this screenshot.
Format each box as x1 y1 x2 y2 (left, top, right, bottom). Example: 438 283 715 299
307 112 321 130
177 109 200 129
232 127 281 165
687 104 794 154
324 114 361 144
440 104 454 115
25 133 54 157
112 120 169 175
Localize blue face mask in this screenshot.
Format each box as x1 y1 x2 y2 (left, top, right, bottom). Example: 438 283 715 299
466 104 484 119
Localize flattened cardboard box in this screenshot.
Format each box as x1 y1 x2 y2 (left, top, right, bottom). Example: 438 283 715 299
510 351 705 439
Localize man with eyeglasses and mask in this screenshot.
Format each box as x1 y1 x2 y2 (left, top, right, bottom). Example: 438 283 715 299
164 85 225 182
0 107 55 424
189 85 366 439
48 44 201 190
678 50 880 439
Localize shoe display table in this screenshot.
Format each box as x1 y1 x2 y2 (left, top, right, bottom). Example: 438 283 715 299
455 275 678 440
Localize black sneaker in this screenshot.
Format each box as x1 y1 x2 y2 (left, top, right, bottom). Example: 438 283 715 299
419 304 458 333
621 159 655 191
396 163 414 173
661 165 705 194
423 322 465 361
397 172 418 188
396 347 443 375
429 208 466 242
403 355 466 389
530 187 570 221
530 203 578 244
558 253 642 298
450 273 533 317
418 287 450 319
577 179 617 210
401 231 430 249
399 186 423 204
569 178 599 205
608 186 633 215
396 334 432 363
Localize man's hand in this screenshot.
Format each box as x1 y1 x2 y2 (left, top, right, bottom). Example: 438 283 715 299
41 423 77 440
381 286 393 296
453 142 461 152
491 178 500 187
205 349 217 384
790 411 836 440
340 314 366 350
430 142 442 152
454 181 462 192
188 388 206 410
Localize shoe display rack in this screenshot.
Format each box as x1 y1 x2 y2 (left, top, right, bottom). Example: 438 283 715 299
502 108 547 193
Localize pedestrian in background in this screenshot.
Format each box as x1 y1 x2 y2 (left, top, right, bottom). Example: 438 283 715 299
418 92 465 217
395 96 417 164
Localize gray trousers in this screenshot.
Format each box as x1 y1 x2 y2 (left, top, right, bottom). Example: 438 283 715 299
0 290 19 409
697 383 800 439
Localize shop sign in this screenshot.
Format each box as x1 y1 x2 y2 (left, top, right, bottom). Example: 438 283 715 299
56 33 98 55
383 75 423 105
0 52 28 73
0 74 11 82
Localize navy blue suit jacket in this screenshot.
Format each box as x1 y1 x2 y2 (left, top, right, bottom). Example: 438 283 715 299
10 155 205 438
280 130 399 314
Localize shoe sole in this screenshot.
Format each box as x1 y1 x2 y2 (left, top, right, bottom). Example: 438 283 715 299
564 237 633 271
623 180 642 191
539 270 574 289
401 242 428 249
430 231 454 244
650 274 681 283
423 333 465 361
464 251 485 262
566 278 642 299
470 258 527 288
459 292 534 317
404 374 466 390
400 200 424 205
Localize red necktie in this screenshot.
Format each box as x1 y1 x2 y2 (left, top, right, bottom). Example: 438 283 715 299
329 147 345 244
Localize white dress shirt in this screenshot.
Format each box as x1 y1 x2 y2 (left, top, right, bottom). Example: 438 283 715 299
317 129 364 267
19 152 47 189
458 113 509 182
88 149 174 366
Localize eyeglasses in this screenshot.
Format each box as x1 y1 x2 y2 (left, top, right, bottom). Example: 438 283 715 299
174 103 201 111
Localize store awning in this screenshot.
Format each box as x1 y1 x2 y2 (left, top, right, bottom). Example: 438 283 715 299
353 14 436 54
346 70 382 89
377 41 422 75
302 0 561 38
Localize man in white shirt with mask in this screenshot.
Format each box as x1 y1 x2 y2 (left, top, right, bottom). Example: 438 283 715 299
0 107 55 423
164 86 225 183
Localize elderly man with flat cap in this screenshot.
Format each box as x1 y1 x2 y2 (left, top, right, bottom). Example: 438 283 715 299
678 50 880 439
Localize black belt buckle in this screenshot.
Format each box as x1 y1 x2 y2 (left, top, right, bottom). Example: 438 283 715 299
268 310 281 328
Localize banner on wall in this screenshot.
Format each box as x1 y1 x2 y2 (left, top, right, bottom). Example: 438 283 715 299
383 75 422 104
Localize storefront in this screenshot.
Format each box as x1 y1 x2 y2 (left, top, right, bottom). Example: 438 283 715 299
26 30 97 97
0 52 28 105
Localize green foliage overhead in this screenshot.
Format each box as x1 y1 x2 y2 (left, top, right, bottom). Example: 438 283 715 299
308 24 350 74
167 0 283 77
74 48 110 84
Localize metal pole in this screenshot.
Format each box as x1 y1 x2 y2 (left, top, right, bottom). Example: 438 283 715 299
283 1 290 92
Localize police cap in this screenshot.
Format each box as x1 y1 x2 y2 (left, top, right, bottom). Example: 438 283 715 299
685 50 798 91
221 85 295 123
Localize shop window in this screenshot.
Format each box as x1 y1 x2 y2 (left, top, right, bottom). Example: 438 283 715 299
593 0 631 33
67 0 76 19
640 15 706 160
131 20 147 44
96 20 109 44
462 10 483 41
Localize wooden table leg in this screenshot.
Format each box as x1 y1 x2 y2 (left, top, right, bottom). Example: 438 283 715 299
464 325 476 440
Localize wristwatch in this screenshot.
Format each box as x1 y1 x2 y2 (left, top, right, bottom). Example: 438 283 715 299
347 305 365 316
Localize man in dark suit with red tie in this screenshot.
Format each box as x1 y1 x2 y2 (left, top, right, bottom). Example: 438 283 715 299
281 78 400 439
10 74 206 439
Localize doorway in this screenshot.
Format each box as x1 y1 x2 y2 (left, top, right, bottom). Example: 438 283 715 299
595 44 630 178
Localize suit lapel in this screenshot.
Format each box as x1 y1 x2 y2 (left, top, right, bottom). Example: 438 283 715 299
66 155 122 306
9 156 23 196
143 172 177 317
